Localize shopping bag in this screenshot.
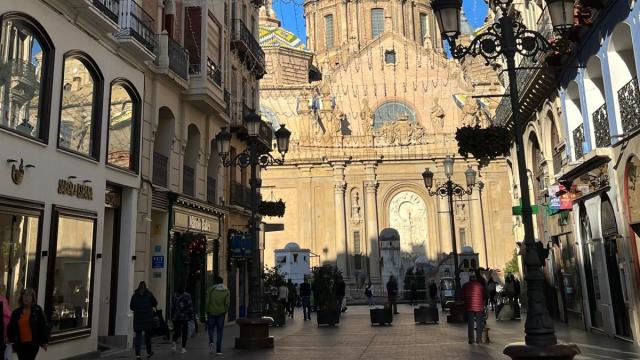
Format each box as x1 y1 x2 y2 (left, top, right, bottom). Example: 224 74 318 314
188 320 196 338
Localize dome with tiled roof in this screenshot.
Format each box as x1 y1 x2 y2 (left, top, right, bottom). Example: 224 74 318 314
259 25 309 52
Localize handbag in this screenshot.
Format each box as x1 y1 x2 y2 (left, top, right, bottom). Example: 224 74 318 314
152 310 161 330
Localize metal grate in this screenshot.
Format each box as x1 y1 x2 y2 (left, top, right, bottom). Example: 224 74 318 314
168 36 189 80
93 0 119 23
573 124 585 159
152 152 168 188
207 176 217 204
183 165 195 196
592 103 610 147
118 0 156 52
618 77 640 134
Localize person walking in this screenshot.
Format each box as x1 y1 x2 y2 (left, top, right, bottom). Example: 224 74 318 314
299 278 312 321
0 284 12 360
462 273 486 344
334 278 346 312
428 280 438 303
365 281 374 307
206 276 230 355
311 280 320 312
7 288 49 360
170 286 193 354
513 275 521 319
129 281 157 359
487 277 497 311
277 282 289 317
386 276 399 314
286 279 296 318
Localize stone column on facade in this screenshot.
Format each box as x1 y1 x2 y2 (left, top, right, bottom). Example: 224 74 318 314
470 191 485 267
298 165 314 253
437 194 452 256
364 179 381 283
333 164 348 275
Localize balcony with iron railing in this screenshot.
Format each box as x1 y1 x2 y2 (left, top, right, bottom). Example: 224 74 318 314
592 103 611 147
152 152 168 188
618 77 640 134
155 34 189 81
206 57 222 86
224 90 231 114
92 0 119 23
183 165 195 196
231 19 265 78
573 124 585 159
9 58 38 84
552 149 563 175
493 7 556 126
230 101 255 127
116 0 156 58
230 181 253 209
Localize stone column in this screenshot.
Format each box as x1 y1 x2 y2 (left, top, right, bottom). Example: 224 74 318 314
364 179 381 283
470 194 485 267
334 181 348 274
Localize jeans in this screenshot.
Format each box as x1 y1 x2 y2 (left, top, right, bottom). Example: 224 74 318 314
301 296 311 319
467 311 485 343
367 295 375 306
134 329 152 356
388 295 398 313
172 319 188 348
207 314 225 353
14 342 39 360
287 298 295 317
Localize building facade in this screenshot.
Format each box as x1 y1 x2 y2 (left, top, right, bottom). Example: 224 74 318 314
493 0 640 343
0 0 148 357
258 0 516 292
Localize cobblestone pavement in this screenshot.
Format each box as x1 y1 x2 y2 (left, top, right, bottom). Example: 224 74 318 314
100 305 640 360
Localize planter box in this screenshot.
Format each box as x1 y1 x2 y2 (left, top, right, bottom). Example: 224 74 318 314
317 309 340 326
414 304 439 324
370 308 393 325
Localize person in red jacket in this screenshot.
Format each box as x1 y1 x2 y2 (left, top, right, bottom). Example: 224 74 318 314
462 273 486 344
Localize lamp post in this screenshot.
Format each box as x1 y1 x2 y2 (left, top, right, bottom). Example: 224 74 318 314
430 0 578 357
478 181 489 269
216 111 291 349
422 155 476 294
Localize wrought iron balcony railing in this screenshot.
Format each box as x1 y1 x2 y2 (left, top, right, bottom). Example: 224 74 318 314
168 36 189 80
93 0 120 23
493 7 555 126
224 90 231 114
10 58 37 82
230 181 252 209
118 0 156 52
618 77 640 134
573 124 585 159
183 165 195 196
206 57 222 86
152 152 168 188
231 19 265 73
552 150 563 175
592 103 611 147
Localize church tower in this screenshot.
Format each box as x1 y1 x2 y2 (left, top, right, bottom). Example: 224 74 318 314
303 0 445 64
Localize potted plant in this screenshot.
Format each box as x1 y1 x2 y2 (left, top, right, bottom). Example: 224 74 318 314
455 125 513 161
312 265 341 326
262 265 287 326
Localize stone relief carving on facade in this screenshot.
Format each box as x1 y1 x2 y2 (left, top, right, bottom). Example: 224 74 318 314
455 202 467 222
351 190 362 223
389 191 428 255
361 98 375 136
431 98 446 128
376 117 428 146
461 97 491 127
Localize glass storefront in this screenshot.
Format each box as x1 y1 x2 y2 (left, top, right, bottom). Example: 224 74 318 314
0 207 40 309
48 208 95 335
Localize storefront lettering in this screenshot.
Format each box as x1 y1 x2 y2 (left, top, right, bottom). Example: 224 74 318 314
57 179 93 200
189 216 211 232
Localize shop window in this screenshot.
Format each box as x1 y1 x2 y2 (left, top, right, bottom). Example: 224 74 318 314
47 208 96 336
0 13 54 141
0 207 40 309
107 80 140 171
58 53 103 159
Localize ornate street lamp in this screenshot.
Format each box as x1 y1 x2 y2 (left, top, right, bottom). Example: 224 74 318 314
431 0 578 356
216 111 291 349
422 157 475 298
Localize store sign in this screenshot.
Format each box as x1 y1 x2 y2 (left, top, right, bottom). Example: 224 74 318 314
548 184 574 212
230 233 252 258
152 256 165 269
57 179 93 200
189 216 212 232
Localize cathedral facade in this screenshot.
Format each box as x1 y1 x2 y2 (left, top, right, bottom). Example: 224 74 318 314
258 0 514 289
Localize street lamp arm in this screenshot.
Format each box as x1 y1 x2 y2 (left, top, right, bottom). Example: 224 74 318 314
449 18 553 64
428 181 473 198
221 147 285 168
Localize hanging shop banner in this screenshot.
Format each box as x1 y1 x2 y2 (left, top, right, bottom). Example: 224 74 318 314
549 185 561 211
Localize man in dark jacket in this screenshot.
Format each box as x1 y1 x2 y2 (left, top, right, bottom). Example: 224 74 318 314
462 273 486 344
130 281 158 359
299 278 312 320
286 279 296 318
386 276 399 314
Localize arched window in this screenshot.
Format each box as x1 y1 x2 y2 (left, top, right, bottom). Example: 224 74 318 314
584 56 610 148
373 101 416 128
108 80 140 171
565 81 584 159
608 23 640 134
0 13 55 141
371 8 384 38
324 14 334 49
58 52 103 159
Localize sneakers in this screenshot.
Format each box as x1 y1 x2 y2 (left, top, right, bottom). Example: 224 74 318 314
216 352 223 355
209 343 215 354
180 348 187 354
171 342 177 353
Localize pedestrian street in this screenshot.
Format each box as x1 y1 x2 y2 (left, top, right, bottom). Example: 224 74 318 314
100 305 640 360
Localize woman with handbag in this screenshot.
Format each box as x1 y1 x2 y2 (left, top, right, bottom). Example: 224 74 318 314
130 281 157 360
170 286 193 354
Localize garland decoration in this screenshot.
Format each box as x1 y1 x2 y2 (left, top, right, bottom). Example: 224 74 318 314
455 125 513 160
258 199 286 217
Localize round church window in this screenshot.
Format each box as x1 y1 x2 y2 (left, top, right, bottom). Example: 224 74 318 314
373 101 416 128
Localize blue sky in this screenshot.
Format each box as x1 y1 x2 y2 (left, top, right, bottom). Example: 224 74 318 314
272 0 489 44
